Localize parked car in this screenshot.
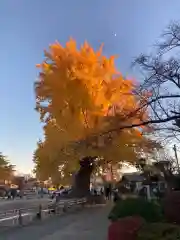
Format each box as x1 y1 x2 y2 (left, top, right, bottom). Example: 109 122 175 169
50 188 72 199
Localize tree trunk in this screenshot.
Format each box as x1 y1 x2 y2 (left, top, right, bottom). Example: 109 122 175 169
70 156 95 198
56 156 95 199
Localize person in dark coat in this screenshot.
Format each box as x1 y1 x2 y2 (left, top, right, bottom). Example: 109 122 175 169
100 188 104 195
10 188 17 199
113 189 120 203
105 186 110 200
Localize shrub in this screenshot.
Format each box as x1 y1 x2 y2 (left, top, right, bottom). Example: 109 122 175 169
87 195 106 204
108 216 144 240
108 198 163 222
164 191 180 224
137 223 180 240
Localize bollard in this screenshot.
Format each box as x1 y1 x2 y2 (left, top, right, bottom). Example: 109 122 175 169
53 204 57 214
63 203 67 213
37 204 42 220
81 199 86 208
18 209 23 225
55 204 60 214
56 204 61 214
12 210 17 225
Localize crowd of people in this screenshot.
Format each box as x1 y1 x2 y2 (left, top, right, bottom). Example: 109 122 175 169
91 184 120 203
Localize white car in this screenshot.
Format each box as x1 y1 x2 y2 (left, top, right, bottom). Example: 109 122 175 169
50 188 72 199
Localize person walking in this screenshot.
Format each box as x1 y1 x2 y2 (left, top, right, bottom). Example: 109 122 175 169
11 188 17 200
100 188 104 196
105 186 110 200
113 189 120 203
109 184 112 200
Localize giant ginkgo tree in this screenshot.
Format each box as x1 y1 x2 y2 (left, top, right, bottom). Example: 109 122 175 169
34 39 161 183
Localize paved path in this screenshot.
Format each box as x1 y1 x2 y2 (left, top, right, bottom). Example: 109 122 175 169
1 205 111 240
0 197 50 212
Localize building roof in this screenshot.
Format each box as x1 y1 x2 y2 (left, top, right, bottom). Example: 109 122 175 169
122 173 145 182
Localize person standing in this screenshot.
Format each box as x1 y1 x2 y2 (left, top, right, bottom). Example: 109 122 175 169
109 183 112 200
11 188 17 199
113 189 120 203
105 186 110 200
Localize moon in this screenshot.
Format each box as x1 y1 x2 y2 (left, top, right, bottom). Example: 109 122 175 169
114 33 117 37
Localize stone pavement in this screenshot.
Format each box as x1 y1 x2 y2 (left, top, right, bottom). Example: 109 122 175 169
0 197 50 212
42 205 110 240
1 204 111 240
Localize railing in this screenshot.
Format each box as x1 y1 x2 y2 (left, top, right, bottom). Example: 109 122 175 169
0 198 86 227
23 189 37 199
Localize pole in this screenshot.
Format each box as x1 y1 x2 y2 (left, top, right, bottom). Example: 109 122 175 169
173 144 180 173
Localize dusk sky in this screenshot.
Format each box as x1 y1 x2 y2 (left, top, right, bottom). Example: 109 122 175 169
1 1 180 173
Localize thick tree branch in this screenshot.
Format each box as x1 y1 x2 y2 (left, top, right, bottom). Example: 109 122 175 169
127 94 180 119
102 114 180 136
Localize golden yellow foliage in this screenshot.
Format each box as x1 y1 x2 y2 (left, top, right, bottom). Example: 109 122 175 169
35 39 147 142
34 39 157 181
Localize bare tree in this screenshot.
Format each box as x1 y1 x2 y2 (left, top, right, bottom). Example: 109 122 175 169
98 22 180 144
133 22 180 138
